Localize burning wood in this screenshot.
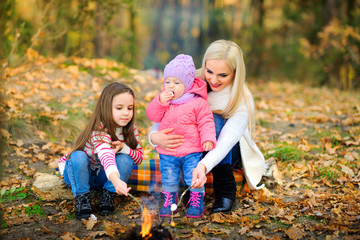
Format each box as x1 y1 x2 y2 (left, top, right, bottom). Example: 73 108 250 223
122 223 174 240
121 193 174 240
140 207 152 238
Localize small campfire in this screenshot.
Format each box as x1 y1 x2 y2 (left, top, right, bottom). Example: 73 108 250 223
140 207 152 238
122 194 174 240
124 222 174 240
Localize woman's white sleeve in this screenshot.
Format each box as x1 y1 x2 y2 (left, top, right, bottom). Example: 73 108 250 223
148 122 160 147
199 105 249 173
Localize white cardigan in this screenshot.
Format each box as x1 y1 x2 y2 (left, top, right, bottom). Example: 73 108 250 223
149 85 265 190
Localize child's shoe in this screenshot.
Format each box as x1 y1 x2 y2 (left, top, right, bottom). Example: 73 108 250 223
185 191 205 218
75 192 92 220
98 188 116 216
159 190 178 217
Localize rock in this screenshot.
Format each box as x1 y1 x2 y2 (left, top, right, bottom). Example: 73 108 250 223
264 158 283 185
32 172 73 201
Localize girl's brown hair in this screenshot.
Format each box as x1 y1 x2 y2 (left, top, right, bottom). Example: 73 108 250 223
68 82 137 158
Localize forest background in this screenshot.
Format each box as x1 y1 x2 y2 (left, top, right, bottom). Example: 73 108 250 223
1 0 360 89
0 0 360 239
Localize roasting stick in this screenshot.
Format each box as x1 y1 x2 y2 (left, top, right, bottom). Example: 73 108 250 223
170 179 199 227
128 193 143 213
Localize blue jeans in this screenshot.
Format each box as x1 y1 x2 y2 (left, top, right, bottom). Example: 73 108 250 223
212 113 241 166
64 150 135 197
160 152 204 193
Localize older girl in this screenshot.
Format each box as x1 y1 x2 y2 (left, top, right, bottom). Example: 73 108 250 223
58 82 143 220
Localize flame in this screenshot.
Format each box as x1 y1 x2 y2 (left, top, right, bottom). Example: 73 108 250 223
140 207 152 238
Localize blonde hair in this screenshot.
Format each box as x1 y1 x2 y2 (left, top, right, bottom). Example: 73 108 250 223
197 40 256 138
68 82 138 159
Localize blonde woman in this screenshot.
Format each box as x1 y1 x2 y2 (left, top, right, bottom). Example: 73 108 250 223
150 40 265 214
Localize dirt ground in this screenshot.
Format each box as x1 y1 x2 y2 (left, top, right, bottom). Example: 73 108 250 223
1 55 360 239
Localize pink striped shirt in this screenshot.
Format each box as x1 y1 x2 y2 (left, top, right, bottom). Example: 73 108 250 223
58 126 143 178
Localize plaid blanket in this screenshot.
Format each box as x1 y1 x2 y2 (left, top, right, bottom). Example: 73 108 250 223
128 159 244 194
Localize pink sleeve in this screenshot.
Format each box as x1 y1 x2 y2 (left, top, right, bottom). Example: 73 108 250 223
195 99 217 149
92 132 118 178
58 154 68 163
146 94 169 123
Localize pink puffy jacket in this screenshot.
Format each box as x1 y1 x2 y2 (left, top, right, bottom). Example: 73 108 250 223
146 77 216 157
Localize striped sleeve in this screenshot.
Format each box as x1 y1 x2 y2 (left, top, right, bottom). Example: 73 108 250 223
58 154 68 163
91 131 119 179
58 154 68 175
119 126 144 165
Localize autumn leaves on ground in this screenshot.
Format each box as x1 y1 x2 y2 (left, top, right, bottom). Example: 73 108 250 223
1 51 359 240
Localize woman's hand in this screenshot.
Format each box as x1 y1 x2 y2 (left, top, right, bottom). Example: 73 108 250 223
109 172 131 196
111 141 124 152
150 128 184 151
191 163 207 188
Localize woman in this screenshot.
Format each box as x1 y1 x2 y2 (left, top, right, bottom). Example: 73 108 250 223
149 40 265 214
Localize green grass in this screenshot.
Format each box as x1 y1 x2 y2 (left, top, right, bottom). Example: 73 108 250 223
0 216 8 228
266 143 306 162
258 118 271 128
247 214 260 220
24 204 45 216
32 108 89 142
317 166 339 181
66 212 76 220
305 126 351 143
62 58 133 78
272 217 291 229
0 187 29 203
47 101 67 111
36 115 53 127
2 117 32 139
54 110 89 141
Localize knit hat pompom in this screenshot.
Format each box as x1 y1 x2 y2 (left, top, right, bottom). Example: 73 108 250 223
163 54 195 92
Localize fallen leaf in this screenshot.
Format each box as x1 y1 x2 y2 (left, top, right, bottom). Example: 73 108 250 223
83 215 97 230
340 164 355 177
238 226 250 235
60 232 80 240
0 129 11 139
285 226 306 240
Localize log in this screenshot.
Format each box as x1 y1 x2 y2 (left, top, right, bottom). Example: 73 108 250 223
32 172 73 201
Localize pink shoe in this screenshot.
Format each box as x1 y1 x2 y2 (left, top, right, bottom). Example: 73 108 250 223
159 190 178 217
185 192 205 218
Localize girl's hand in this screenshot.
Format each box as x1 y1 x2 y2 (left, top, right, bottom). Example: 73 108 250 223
109 172 131 196
112 141 124 152
202 141 214 151
159 90 174 104
191 163 207 188
113 179 131 196
150 128 184 151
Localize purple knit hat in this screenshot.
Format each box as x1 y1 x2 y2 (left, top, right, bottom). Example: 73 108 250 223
163 54 195 93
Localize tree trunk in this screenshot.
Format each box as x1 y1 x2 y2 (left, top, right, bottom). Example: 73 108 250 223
128 1 137 67
94 1 106 58
346 0 356 26
145 0 166 69
249 0 265 77
323 0 341 25
169 0 183 56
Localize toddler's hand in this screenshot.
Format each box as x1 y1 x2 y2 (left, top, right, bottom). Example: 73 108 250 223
159 90 174 104
203 141 214 151
112 141 124 152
